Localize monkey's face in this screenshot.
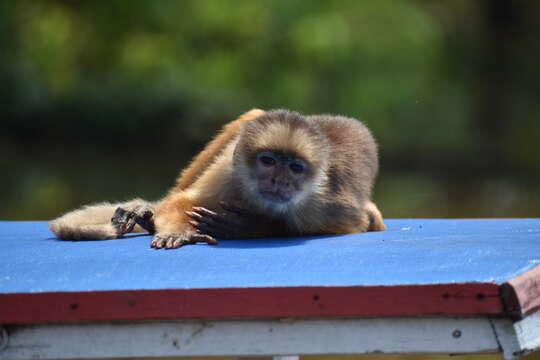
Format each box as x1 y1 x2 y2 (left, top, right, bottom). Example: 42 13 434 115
233 109 329 213
253 150 309 204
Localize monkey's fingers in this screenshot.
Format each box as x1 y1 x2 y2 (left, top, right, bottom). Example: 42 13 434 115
189 220 235 240
111 207 137 235
153 234 189 249
150 235 168 249
187 208 243 227
112 205 156 235
152 234 191 249
219 202 251 218
188 233 218 245
133 207 156 234
151 233 218 250
165 233 218 248
187 208 243 239
189 207 228 223
165 235 189 249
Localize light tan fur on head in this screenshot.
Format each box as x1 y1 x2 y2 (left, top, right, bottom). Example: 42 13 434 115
232 110 330 214
248 121 322 165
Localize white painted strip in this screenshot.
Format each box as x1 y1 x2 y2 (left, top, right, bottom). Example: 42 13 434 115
0 317 504 360
273 356 300 360
514 311 540 355
490 317 521 360
239 357 299 360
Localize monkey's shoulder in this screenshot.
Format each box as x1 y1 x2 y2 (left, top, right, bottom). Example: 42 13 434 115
308 115 374 143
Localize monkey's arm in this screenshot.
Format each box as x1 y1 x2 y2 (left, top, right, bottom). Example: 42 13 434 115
172 109 265 192
150 191 218 248
149 109 267 249
187 201 385 239
304 201 386 235
107 110 266 244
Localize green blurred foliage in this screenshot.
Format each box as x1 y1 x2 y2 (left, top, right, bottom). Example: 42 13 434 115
1 0 539 220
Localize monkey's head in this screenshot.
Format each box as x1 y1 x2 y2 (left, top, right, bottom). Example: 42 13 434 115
233 110 329 214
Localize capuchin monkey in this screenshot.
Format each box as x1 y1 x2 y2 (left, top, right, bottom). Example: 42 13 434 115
50 109 386 248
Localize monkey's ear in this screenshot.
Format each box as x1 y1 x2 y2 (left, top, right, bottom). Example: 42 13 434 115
243 108 266 118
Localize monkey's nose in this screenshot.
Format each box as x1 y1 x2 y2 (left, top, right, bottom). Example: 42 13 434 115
277 181 291 190
271 178 290 189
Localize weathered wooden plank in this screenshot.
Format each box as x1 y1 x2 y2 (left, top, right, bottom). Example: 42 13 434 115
501 265 540 318
0 317 504 360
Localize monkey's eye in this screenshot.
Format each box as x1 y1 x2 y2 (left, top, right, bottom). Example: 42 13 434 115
289 162 305 174
259 155 276 166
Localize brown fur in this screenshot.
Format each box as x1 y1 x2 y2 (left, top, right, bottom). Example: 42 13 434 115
50 109 385 245
230 110 384 236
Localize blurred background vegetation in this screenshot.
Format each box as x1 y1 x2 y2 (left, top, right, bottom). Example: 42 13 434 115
1 0 539 220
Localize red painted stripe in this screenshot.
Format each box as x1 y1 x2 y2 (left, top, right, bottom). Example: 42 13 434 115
501 265 540 318
0 283 503 324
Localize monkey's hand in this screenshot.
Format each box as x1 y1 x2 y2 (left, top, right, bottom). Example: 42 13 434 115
150 232 218 249
111 203 155 236
185 203 254 240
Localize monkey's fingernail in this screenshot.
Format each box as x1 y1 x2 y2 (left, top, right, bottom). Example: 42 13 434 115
186 211 201 219
194 207 215 215
189 220 199 227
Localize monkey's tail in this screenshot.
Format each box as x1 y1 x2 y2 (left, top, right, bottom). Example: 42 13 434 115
49 200 146 240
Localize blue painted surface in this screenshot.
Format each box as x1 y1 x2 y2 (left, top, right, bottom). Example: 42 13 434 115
0 219 539 293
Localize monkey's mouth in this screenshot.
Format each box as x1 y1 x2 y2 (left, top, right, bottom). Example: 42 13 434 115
259 191 292 203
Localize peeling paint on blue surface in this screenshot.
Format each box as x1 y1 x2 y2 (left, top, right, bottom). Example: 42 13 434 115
0 219 539 293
